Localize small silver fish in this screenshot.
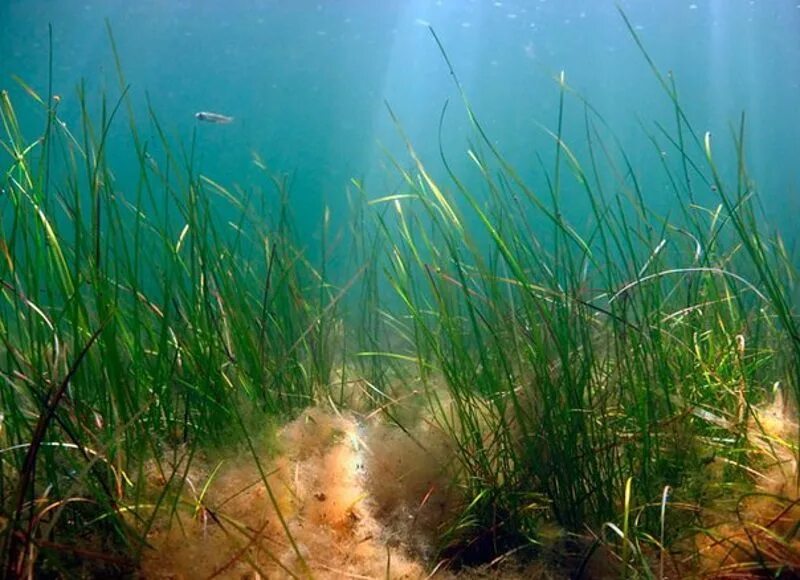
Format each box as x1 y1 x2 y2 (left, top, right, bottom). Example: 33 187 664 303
195 111 234 124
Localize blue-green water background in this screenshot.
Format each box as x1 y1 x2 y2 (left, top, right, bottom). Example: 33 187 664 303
2 0 799 260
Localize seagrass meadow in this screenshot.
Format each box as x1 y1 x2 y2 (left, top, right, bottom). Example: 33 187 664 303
1 3 800 579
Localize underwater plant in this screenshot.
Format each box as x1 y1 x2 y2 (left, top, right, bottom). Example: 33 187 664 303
0 11 797 579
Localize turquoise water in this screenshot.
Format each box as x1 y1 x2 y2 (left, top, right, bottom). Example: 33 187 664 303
2 0 799 247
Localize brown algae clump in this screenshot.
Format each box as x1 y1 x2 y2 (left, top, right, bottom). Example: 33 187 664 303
693 391 800 577
140 406 461 578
